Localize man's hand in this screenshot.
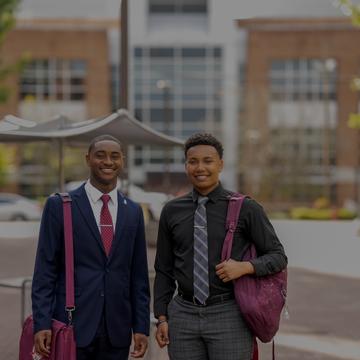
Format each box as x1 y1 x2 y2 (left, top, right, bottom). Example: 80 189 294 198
130 333 148 358
34 329 52 358
216 259 255 282
155 320 169 348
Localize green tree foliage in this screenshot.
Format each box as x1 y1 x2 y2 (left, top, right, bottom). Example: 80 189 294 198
0 0 26 188
334 1 360 128
335 0 360 26
0 0 23 103
0 144 16 187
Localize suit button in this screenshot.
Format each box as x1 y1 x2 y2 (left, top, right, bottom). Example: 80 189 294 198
100 291 104 297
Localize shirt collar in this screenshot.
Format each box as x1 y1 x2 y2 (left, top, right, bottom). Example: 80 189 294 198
85 179 118 205
192 183 225 204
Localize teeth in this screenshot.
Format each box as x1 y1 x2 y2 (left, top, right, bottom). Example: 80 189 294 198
196 175 207 180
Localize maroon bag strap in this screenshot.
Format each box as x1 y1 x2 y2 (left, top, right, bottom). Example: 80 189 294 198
221 193 245 262
221 193 277 360
57 192 75 325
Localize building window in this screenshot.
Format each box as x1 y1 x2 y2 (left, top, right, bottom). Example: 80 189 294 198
269 58 337 101
266 58 338 202
133 45 222 168
20 59 87 101
149 0 207 14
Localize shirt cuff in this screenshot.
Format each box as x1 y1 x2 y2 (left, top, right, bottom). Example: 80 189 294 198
249 258 268 277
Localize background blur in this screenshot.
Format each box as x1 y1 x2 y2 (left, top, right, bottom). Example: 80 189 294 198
1 0 360 213
1 0 360 359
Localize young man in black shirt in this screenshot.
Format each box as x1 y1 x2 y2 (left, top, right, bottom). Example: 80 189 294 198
153 133 287 360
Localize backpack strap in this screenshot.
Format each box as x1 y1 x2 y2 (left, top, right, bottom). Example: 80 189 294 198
221 193 246 262
56 192 75 325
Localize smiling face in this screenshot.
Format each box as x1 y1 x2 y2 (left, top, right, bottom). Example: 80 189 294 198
185 144 223 195
86 140 123 193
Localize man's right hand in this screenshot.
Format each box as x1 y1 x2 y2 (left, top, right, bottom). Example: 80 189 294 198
155 321 169 348
34 329 52 358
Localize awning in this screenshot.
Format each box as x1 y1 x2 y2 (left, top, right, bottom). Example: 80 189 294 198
0 108 184 147
0 108 184 190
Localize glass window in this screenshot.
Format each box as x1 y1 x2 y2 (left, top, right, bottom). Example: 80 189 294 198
182 108 206 122
181 48 206 58
150 48 174 58
214 47 222 58
134 48 143 57
131 45 222 167
149 0 207 14
149 3 176 14
269 58 337 102
20 59 87 101
150 108 174 125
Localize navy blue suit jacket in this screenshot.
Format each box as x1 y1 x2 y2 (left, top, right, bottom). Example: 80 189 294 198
31 184 150 347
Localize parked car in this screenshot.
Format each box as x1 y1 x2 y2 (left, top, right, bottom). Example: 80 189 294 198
0 193 42 221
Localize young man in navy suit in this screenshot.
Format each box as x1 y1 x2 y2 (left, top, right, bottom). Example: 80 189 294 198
32 135 150 359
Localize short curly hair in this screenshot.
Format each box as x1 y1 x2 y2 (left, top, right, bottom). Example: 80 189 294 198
184 133 223 159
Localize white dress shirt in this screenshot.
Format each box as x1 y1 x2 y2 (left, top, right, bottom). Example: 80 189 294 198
84 180 118 232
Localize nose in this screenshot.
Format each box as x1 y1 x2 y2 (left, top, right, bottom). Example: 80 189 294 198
195 162 206 171
103 154 113 165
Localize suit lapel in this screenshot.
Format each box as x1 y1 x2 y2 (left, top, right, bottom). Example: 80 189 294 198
108 191 127 261
72 185 106 255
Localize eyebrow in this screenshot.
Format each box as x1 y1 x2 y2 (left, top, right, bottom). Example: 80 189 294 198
188 156 215 160
94 150 121 155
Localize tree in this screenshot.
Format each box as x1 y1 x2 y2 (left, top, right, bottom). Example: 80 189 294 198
335 0 360 98
0 0 23 103
0 0 22 188
334 1 360 126
335 0 360 25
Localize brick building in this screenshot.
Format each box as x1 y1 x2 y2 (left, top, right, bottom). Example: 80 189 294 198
238 18 360 207
0 18 113 121
0 18 114 195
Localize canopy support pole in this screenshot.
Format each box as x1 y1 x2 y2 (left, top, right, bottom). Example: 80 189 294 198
58 139 65 192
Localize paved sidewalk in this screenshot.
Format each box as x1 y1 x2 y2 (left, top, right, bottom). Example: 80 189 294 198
1 236 360 359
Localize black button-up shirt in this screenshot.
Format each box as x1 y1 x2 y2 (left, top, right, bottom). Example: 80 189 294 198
153 184 287 318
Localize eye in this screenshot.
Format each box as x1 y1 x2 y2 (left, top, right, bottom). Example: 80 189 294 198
111 154 121 160
95 152 106 159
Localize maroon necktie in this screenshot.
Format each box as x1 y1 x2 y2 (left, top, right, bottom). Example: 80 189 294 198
100 194 114 256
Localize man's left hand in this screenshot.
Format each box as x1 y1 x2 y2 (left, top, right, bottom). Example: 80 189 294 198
130 333 148 358
215 259 254 282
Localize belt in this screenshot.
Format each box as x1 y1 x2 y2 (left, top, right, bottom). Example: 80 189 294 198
178 292 234 306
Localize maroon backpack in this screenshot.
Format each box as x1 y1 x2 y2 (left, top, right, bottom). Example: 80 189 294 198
221 194 287 359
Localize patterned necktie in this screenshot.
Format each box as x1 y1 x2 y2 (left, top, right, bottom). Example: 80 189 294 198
100 194 114 256
193 196 209 304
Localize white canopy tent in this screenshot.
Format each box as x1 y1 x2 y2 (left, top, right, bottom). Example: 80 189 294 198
0 108 184 190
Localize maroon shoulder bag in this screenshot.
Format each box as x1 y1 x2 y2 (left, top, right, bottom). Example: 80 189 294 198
221 193 287 360
19 193 76 360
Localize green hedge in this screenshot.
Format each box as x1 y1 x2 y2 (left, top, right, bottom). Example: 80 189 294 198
290 207 357 220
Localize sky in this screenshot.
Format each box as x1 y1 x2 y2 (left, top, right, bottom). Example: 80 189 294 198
17 0 344 20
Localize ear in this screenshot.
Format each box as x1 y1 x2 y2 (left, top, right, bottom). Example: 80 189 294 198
219 159 224 172
85 153 90 166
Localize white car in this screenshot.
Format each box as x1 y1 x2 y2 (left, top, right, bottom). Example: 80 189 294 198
0 193 42 221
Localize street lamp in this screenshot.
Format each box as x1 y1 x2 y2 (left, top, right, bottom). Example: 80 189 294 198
319 58 336 201
156 80 172 191
245 128 261 196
